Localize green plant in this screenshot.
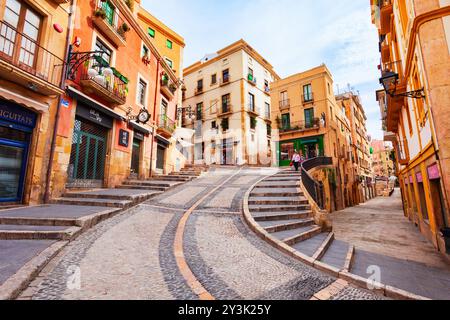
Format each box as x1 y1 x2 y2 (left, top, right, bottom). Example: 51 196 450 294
250 117 257 129
94 8 107 19
124 0 134 11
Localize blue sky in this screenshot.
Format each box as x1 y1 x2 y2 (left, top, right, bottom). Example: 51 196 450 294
143 0 383 139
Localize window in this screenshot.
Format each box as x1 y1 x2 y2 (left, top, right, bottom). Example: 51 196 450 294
196 103 203 121
141 44 149 58
165 58 173 69
212 121 217 129
280 91 288 107
281 114 290 130
2 0 42 68
304 108 314 128
250 117 257 130
197 79 203 90
222 94 231 113
265 102 270 119
95 38 113 65
221 118 229 132
303 84 313 102
166 39 173 49
137 78 147 106
148 27 155 38
161 98 168 117
248 67 254 81
248 93 255 112
267 124 272 136
264 80 270 92
211 74 217 85
222 69 229 83
327 82 331 95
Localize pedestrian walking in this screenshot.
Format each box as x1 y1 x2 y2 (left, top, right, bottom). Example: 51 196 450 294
292 150 301 172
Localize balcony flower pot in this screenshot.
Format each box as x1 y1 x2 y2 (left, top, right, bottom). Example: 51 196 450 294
88 68 99 78
94 75 106 86
94 8 107 19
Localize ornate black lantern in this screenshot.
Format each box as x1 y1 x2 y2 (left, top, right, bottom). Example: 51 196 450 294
379 71 425 99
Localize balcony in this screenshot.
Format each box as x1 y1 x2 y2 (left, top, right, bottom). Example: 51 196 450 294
218 104 233 117
0 21 64 95
92 2 128 47
247 74 257 86
396 138 409 165
380 0 393 35
247 104 259 116
157 114 176 138
160 75 176 100
279 118 320 135
194 86 203 95
220 76 231 86
279 99 290 110
78 56 127 105
302 93 314 104
264 86 270 96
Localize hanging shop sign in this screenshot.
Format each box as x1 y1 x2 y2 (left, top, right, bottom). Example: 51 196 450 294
119 129 130 148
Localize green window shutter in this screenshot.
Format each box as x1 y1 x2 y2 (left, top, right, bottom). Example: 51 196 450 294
148 27 155 38
167 39 173 49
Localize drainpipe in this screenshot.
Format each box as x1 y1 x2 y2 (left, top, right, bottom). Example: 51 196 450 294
43 0 75 203
149 59 161 178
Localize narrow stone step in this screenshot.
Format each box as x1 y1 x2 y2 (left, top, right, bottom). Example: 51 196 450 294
256 181 298 188
124 180 177 188
152 176 192 181
265 177 301 182
63 189 160 202
117 185 167 191
320 240 350 270
51 198 132 209
0 216 77 227
250 188 302 197
249 204 311 212
252 211 312 221
312 232 335 261
0 225 81 240
283 226 322 246
259 218 315 233
292 232 331 256
271 225 320 244
248 196 309 205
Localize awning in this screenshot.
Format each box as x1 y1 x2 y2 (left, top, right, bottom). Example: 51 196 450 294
177 138 193 148
173 127 195 140
0 87 49 113
156 134 170 148
67 85 126 121
301 138 319 144
130 120 152 135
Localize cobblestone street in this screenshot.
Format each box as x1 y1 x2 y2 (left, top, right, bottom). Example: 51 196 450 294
17 168 382 300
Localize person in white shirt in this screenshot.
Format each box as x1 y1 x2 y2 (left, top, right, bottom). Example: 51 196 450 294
292 150 302 171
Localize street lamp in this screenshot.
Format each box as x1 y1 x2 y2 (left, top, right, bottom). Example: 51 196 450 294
379 71 426 99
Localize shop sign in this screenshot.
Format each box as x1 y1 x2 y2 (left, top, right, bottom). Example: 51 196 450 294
428 163 440 180
134 132 144 141
0 101 37 128
76 103 113 128
119 129 130 148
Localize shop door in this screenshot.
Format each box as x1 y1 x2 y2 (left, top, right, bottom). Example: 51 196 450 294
69 118 107 185
156 145 165 170
221 139 233 165
0 128 29 202
130 139 141 175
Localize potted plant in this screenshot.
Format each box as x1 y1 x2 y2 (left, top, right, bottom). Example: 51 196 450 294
169 83 177 93
94 8 107 19
117 22 130 36
142 52 151 65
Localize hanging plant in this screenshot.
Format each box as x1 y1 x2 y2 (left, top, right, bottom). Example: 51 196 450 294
124 0 134 11
94 8 107 19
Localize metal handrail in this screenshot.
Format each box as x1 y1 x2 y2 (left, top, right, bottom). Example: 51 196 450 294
279 118 320 133
301 157 333 210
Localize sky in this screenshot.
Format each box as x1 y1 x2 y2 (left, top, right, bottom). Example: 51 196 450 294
142 0 384 140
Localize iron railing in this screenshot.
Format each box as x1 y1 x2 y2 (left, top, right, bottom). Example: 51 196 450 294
301 157 333 210
79 55 128 102
279 118 320 133
279 99 290 109
94 0 129 41
302 93 314 104
0 20 65 88
159 114 176 134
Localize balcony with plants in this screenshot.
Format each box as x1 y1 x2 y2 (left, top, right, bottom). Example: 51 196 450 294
247 73 257 86
157 114 177 138
277 118 321 135
92 1 130 47
78 55 128 105
0 20 64 95
160 73 177 100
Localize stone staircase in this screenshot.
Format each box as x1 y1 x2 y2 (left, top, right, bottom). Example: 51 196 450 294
0 165 210 242
246 169 358 273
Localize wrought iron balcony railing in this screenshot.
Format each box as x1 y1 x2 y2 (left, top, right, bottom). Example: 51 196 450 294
78 55 128 104
279 99 290 110
279 118 320 133
0 20 64 89
93 0 129 46
158 114 176 134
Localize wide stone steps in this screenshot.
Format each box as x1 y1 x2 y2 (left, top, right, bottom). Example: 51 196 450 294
259 218 315 233
264 176 302 182
123 180 180 188
252 211 312 221
248 196 309 206
249 204 311 212
50 197 133 209
62 190 161 202
319 239 350 270
152 175 193 182
256 181 298 188
0 224 81 240
117 185 167 191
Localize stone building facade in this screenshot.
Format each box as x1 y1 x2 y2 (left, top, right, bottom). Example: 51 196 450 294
372 0 450 254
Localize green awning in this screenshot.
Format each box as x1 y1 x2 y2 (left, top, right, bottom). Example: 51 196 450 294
301 138 318 144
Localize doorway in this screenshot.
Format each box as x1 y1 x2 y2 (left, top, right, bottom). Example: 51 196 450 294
156 144 165 170
130 138 141 175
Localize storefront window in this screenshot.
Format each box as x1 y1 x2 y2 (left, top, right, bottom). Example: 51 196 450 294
280 142 294 161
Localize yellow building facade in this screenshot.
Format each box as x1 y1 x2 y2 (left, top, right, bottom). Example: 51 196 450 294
372 0 450 254
271 65 359 212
